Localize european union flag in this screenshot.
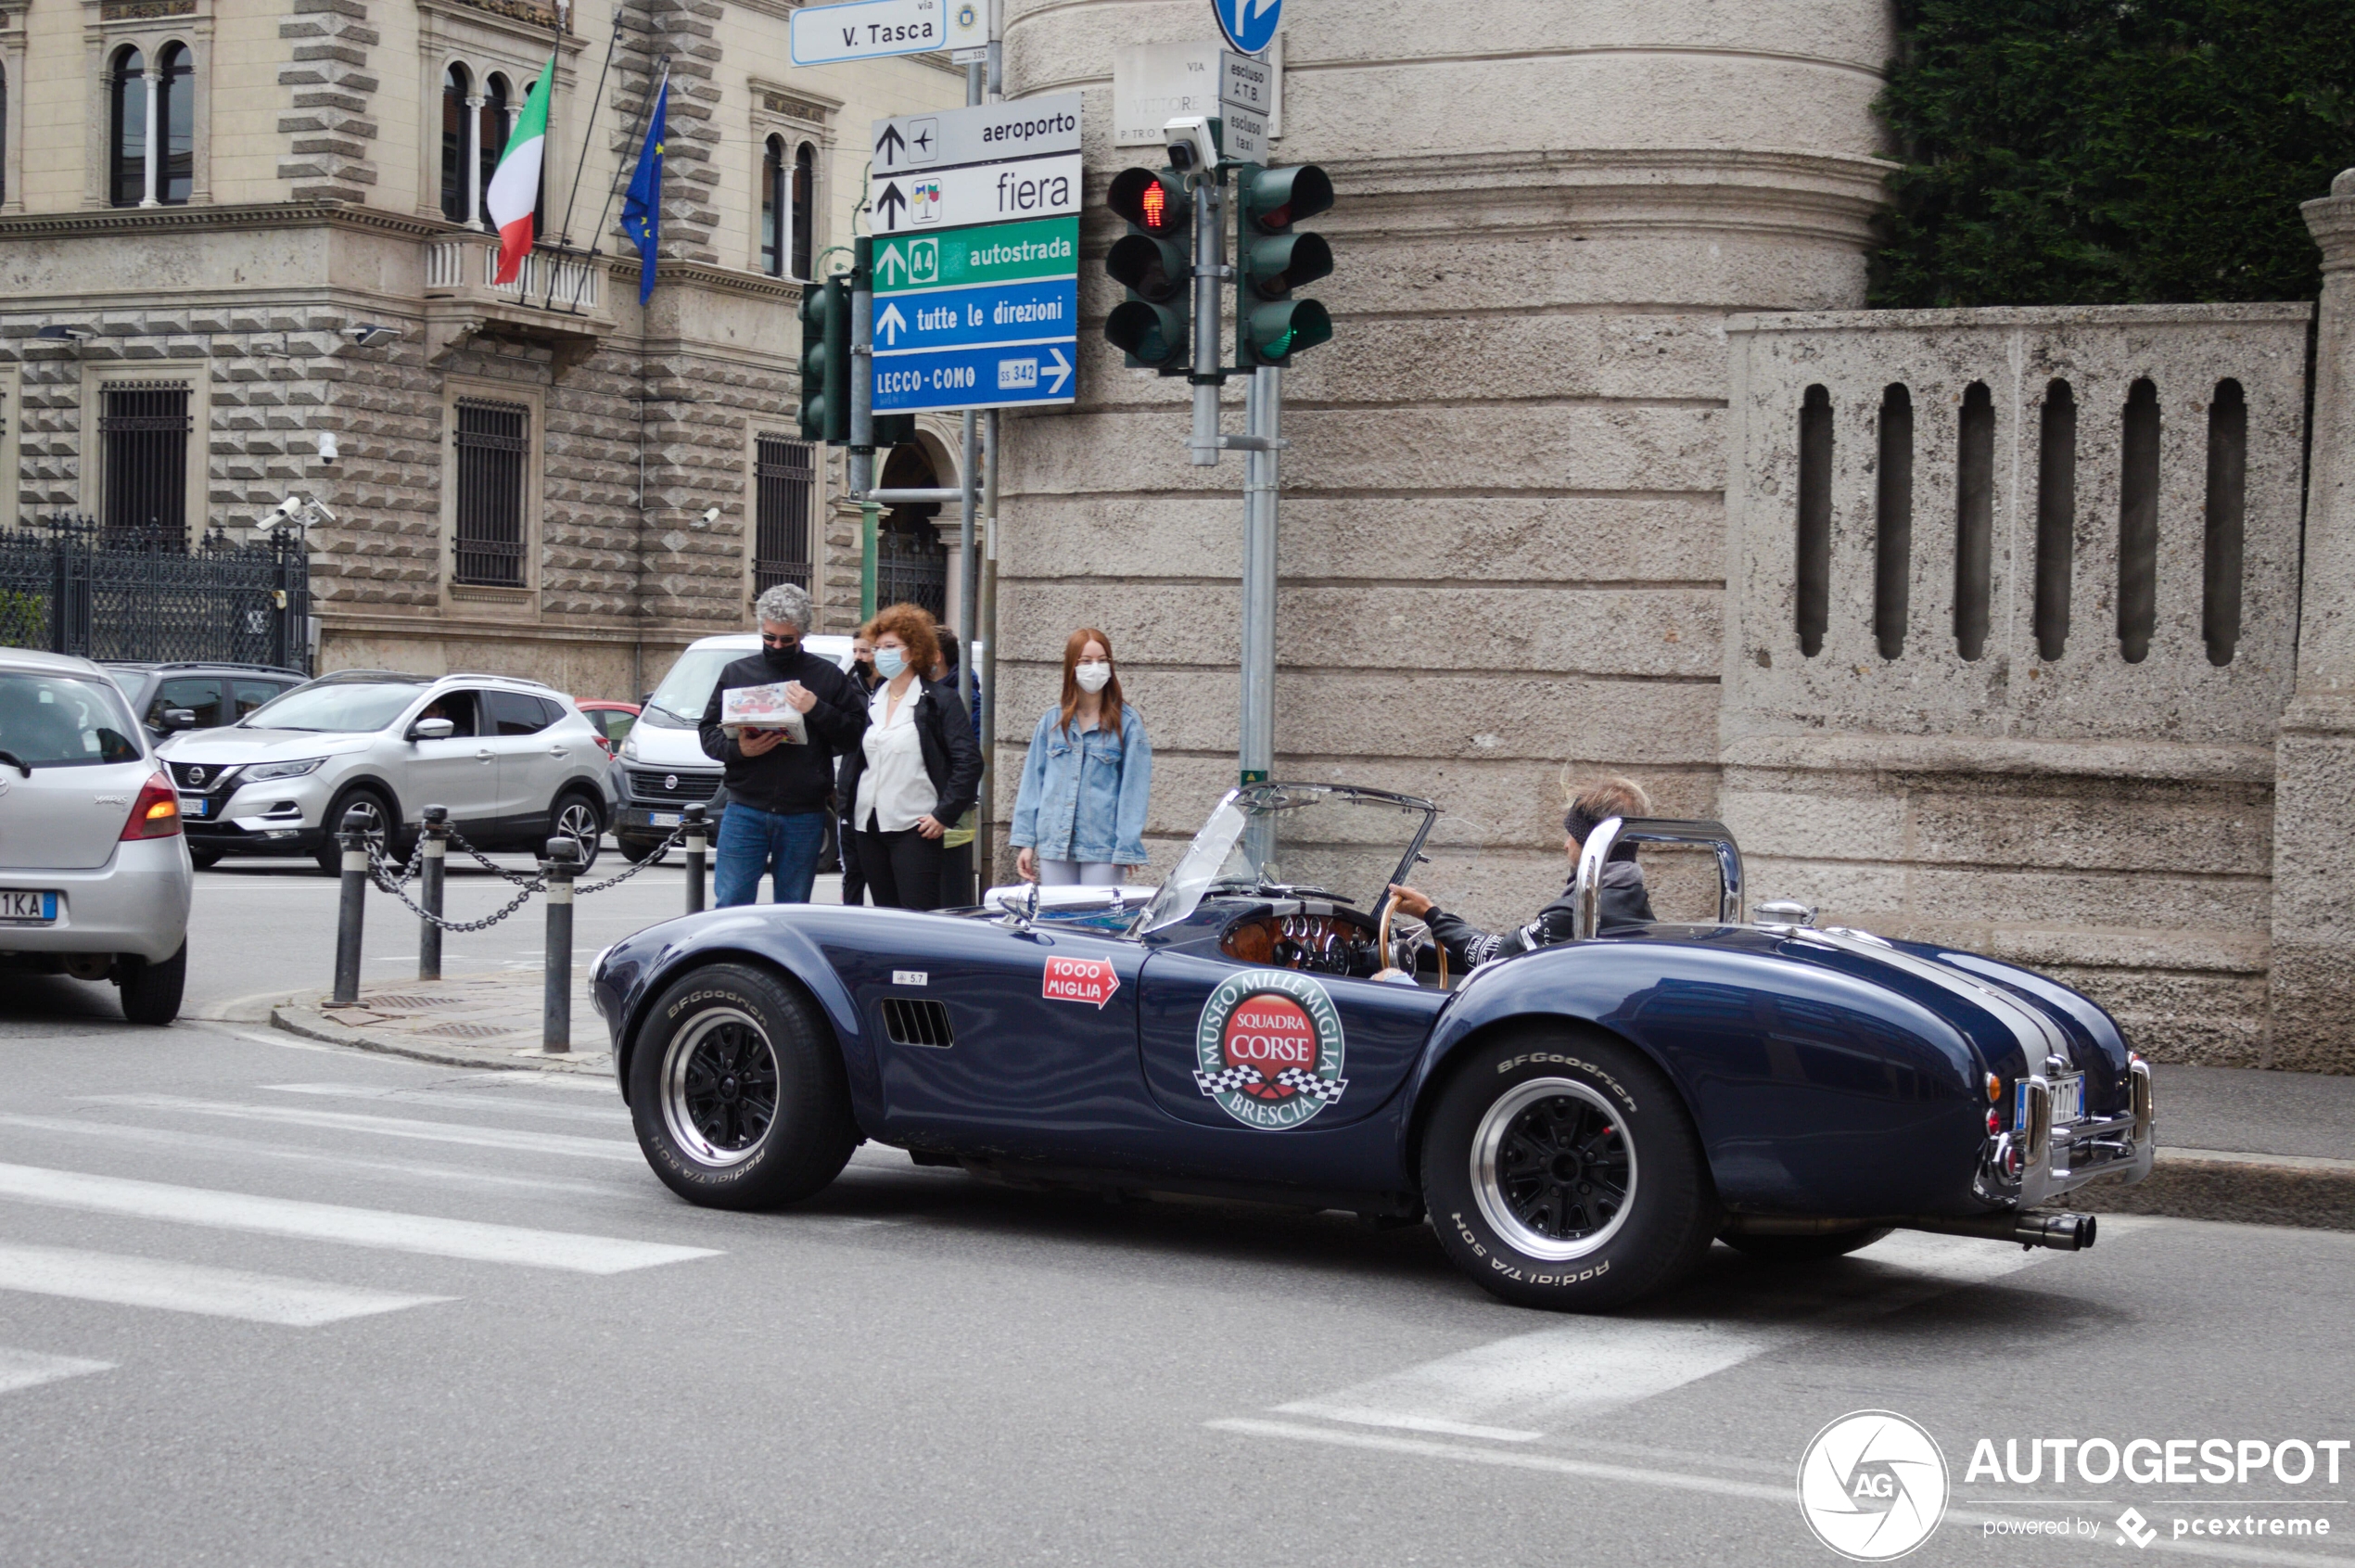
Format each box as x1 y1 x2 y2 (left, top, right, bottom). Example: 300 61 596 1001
620 81 668 306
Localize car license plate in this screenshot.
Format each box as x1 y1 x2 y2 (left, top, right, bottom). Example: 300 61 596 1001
2019 1073 2086 1128
0 890 58 924
650 812 681 828
180 794 210 817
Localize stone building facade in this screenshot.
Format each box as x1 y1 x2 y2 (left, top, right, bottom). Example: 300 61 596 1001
0 0 967 694
988 0 2355 1071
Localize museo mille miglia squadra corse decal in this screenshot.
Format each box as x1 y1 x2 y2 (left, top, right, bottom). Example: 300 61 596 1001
1192 970 1349 1129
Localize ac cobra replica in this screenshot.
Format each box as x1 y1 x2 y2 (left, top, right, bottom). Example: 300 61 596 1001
590 783 2157 1310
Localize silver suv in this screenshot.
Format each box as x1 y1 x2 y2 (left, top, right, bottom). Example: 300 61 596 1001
0 647 193 1024
159 669 615 873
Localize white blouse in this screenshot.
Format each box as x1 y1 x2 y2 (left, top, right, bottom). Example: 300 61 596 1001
855 678 934 833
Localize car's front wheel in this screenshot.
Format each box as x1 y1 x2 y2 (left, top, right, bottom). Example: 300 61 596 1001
118 942 186 1026
628 963 856 1209
313 786 396 876
1422 1028 1717 1311
618 836 667 866
550 790 604 873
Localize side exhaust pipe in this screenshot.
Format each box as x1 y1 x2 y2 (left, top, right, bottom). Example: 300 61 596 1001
1900 1210 2097 1252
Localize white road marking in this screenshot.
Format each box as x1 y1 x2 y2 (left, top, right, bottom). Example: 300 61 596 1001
0 1162 718 1275
0 1345 114 1396
0 1115 636 1200
261 1083 630 1124
76 1095 642 1162
0 1243 450 1325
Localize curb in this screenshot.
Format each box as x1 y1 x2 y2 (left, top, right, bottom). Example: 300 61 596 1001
2072 1147 2355 1232
270 1001 611 1077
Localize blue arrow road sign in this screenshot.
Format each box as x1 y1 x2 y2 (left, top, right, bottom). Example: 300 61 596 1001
873 341 1076 413
1212 0 1279 56
872 280 1076 354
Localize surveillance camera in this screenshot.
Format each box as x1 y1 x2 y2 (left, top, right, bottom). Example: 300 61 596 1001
307 500 337 524
344 324 401 348
275 495 304 518
701 506 721 526
316 431 338 463
1163 115 1218 175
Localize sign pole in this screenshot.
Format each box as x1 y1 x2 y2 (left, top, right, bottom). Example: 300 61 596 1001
851 232 878 617
1189 172 1225 468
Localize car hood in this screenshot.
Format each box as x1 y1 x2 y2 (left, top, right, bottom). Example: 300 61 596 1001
159 727 379 762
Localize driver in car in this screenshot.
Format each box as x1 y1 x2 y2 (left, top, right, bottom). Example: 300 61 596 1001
1388 775 1657 969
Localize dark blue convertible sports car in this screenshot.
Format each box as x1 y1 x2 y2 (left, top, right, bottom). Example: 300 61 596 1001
591 783 2157 1310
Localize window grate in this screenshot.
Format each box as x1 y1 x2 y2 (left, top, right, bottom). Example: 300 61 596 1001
753 435 815 594
453 397 529 587
99 383 191 537
880 997 954 1050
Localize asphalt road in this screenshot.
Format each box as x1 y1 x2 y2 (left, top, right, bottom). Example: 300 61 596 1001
2 862 2351 1567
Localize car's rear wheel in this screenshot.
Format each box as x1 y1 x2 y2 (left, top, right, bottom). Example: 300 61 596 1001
189 848 223 870
1720 1226 1893 1262
313 786 396 875
628 962 856 1209
118 942 186 1026
1422 1028 1717 1311
550 790 604 873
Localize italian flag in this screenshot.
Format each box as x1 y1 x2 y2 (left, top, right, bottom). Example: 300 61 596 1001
488 57 555 284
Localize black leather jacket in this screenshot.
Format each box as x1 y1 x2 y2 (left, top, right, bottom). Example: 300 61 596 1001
696 650 868 815
1422 860 1655 969
837 677 984 830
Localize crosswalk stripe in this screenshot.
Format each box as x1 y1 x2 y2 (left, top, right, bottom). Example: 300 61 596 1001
0 1162 719 1275
0 1345 114 1395
261 1083 630 1125
77 1095 642 1163
0 1243 450 1326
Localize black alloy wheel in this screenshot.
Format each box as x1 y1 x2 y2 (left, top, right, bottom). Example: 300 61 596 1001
670 1010 779 1160
1491 1088 1635 1247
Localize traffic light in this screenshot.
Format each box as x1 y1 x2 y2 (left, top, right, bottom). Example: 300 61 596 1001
1103 167 1193 374
1235 162 1335 368
798 274 849 444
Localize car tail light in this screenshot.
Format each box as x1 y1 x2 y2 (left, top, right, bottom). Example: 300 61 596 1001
121 771 182 839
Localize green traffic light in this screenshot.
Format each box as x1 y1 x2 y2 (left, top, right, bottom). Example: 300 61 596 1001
1243 299 1331 365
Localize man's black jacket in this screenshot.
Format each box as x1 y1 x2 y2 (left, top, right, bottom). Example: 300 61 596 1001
837 677 984 829
697 649 867 815
1422 860 1655 969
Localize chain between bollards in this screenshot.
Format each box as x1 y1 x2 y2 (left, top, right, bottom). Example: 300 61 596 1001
418 805 449 981
542 835 579 1052
682 802 707 915
325 806 372 1007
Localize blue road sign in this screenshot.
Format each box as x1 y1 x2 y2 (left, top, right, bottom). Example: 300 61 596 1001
872 280 1077 355
1212 0 1280 56
873 340 1076 412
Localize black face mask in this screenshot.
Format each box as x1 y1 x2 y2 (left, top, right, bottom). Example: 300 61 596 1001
762 639 800 670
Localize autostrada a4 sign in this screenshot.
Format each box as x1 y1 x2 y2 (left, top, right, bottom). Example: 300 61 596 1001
867 95 1083 414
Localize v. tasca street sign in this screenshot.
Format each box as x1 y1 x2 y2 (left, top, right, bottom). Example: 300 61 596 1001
790 0 948 67
1211 0 1280 57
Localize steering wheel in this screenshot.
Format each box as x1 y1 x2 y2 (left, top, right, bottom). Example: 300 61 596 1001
1373 890 1446 988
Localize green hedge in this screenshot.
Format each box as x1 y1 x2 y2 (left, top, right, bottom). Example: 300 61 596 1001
1871 0 2355 307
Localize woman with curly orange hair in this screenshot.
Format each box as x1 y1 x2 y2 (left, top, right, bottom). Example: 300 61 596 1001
836 602 983 911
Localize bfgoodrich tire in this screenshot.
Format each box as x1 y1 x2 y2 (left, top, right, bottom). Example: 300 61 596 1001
628 962 857 1210
1422 1028 1718 1311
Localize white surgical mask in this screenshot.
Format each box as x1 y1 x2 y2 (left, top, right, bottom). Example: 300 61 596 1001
1074 661 1112 694
874 647 908 680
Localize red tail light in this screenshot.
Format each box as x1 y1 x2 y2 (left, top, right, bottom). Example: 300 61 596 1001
121 771 182 840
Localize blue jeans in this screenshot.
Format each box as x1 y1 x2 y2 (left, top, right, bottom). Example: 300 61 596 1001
714 805 827 908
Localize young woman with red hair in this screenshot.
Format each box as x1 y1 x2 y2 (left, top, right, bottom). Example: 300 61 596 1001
1010 628 1153 886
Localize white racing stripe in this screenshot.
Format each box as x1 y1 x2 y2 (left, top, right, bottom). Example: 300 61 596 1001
0 1163 719 1275
77 1095 642 1163
0 1345 114 1395
0 1243 449 1325
261 1083 630 1125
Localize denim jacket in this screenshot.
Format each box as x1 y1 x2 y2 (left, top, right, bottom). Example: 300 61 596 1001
1010 704 1152 864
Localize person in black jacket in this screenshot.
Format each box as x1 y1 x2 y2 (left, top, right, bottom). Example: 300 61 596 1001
699 583 869 907
834 631 882 907
836 603 983 911
1388 776 1658 970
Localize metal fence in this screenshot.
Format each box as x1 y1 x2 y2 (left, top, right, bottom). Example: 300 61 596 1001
0 514 313 672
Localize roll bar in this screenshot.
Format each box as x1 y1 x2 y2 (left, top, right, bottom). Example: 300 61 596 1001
1572 817 1745 939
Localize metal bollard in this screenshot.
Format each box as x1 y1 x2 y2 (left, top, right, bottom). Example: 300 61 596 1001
325 806 372 1007
682 802 707 915
418 804 449 982
541 835 579 1053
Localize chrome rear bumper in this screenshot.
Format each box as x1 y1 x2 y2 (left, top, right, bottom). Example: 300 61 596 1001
1985 1056 2156 1207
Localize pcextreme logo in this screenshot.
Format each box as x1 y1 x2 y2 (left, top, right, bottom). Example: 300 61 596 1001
1798 1410 1951 1561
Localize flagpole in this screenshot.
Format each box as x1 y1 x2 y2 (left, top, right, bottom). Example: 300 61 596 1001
578 55 668 314
546 13 620 312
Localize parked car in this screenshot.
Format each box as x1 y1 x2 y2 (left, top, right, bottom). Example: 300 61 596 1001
0 647 192 1024
592 784 2155 1312
158 669 615 873
577 699 641 757
102 661 308 743
608 632 852 865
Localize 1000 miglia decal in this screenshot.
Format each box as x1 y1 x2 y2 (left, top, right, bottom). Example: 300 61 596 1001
1192 969 1348 1129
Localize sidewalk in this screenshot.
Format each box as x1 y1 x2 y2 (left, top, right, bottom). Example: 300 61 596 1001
268 975 2353 1229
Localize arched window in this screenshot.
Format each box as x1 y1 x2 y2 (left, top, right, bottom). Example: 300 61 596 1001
791 142 816 280
760 134 785 276
439 64 470 223
478 74 510 227
108 46 146 208
156 43 192 205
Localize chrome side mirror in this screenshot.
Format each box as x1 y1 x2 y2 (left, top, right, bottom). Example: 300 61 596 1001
412 717 456 741
1000 880 1041 931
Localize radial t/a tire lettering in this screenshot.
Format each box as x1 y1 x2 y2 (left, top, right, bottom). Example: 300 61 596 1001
629 962 857 1210
1420 1029 1718 1311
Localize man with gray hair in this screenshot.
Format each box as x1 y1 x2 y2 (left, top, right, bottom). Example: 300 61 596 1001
697 582 866 906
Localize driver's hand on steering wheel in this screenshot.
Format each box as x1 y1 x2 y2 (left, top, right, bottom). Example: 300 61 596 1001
1386 884 1433 919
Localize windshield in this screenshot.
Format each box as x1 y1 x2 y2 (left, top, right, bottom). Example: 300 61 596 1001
242 680 424 733
639 646 743 728
0 672 146 768
1139 783 1438 934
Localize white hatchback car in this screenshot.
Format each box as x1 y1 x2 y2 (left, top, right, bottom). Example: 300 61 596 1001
0 647 193 1024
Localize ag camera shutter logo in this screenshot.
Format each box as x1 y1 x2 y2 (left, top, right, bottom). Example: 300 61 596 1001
1798 1410 1950 1561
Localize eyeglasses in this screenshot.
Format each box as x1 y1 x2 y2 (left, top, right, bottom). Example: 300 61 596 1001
760 633 799 650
